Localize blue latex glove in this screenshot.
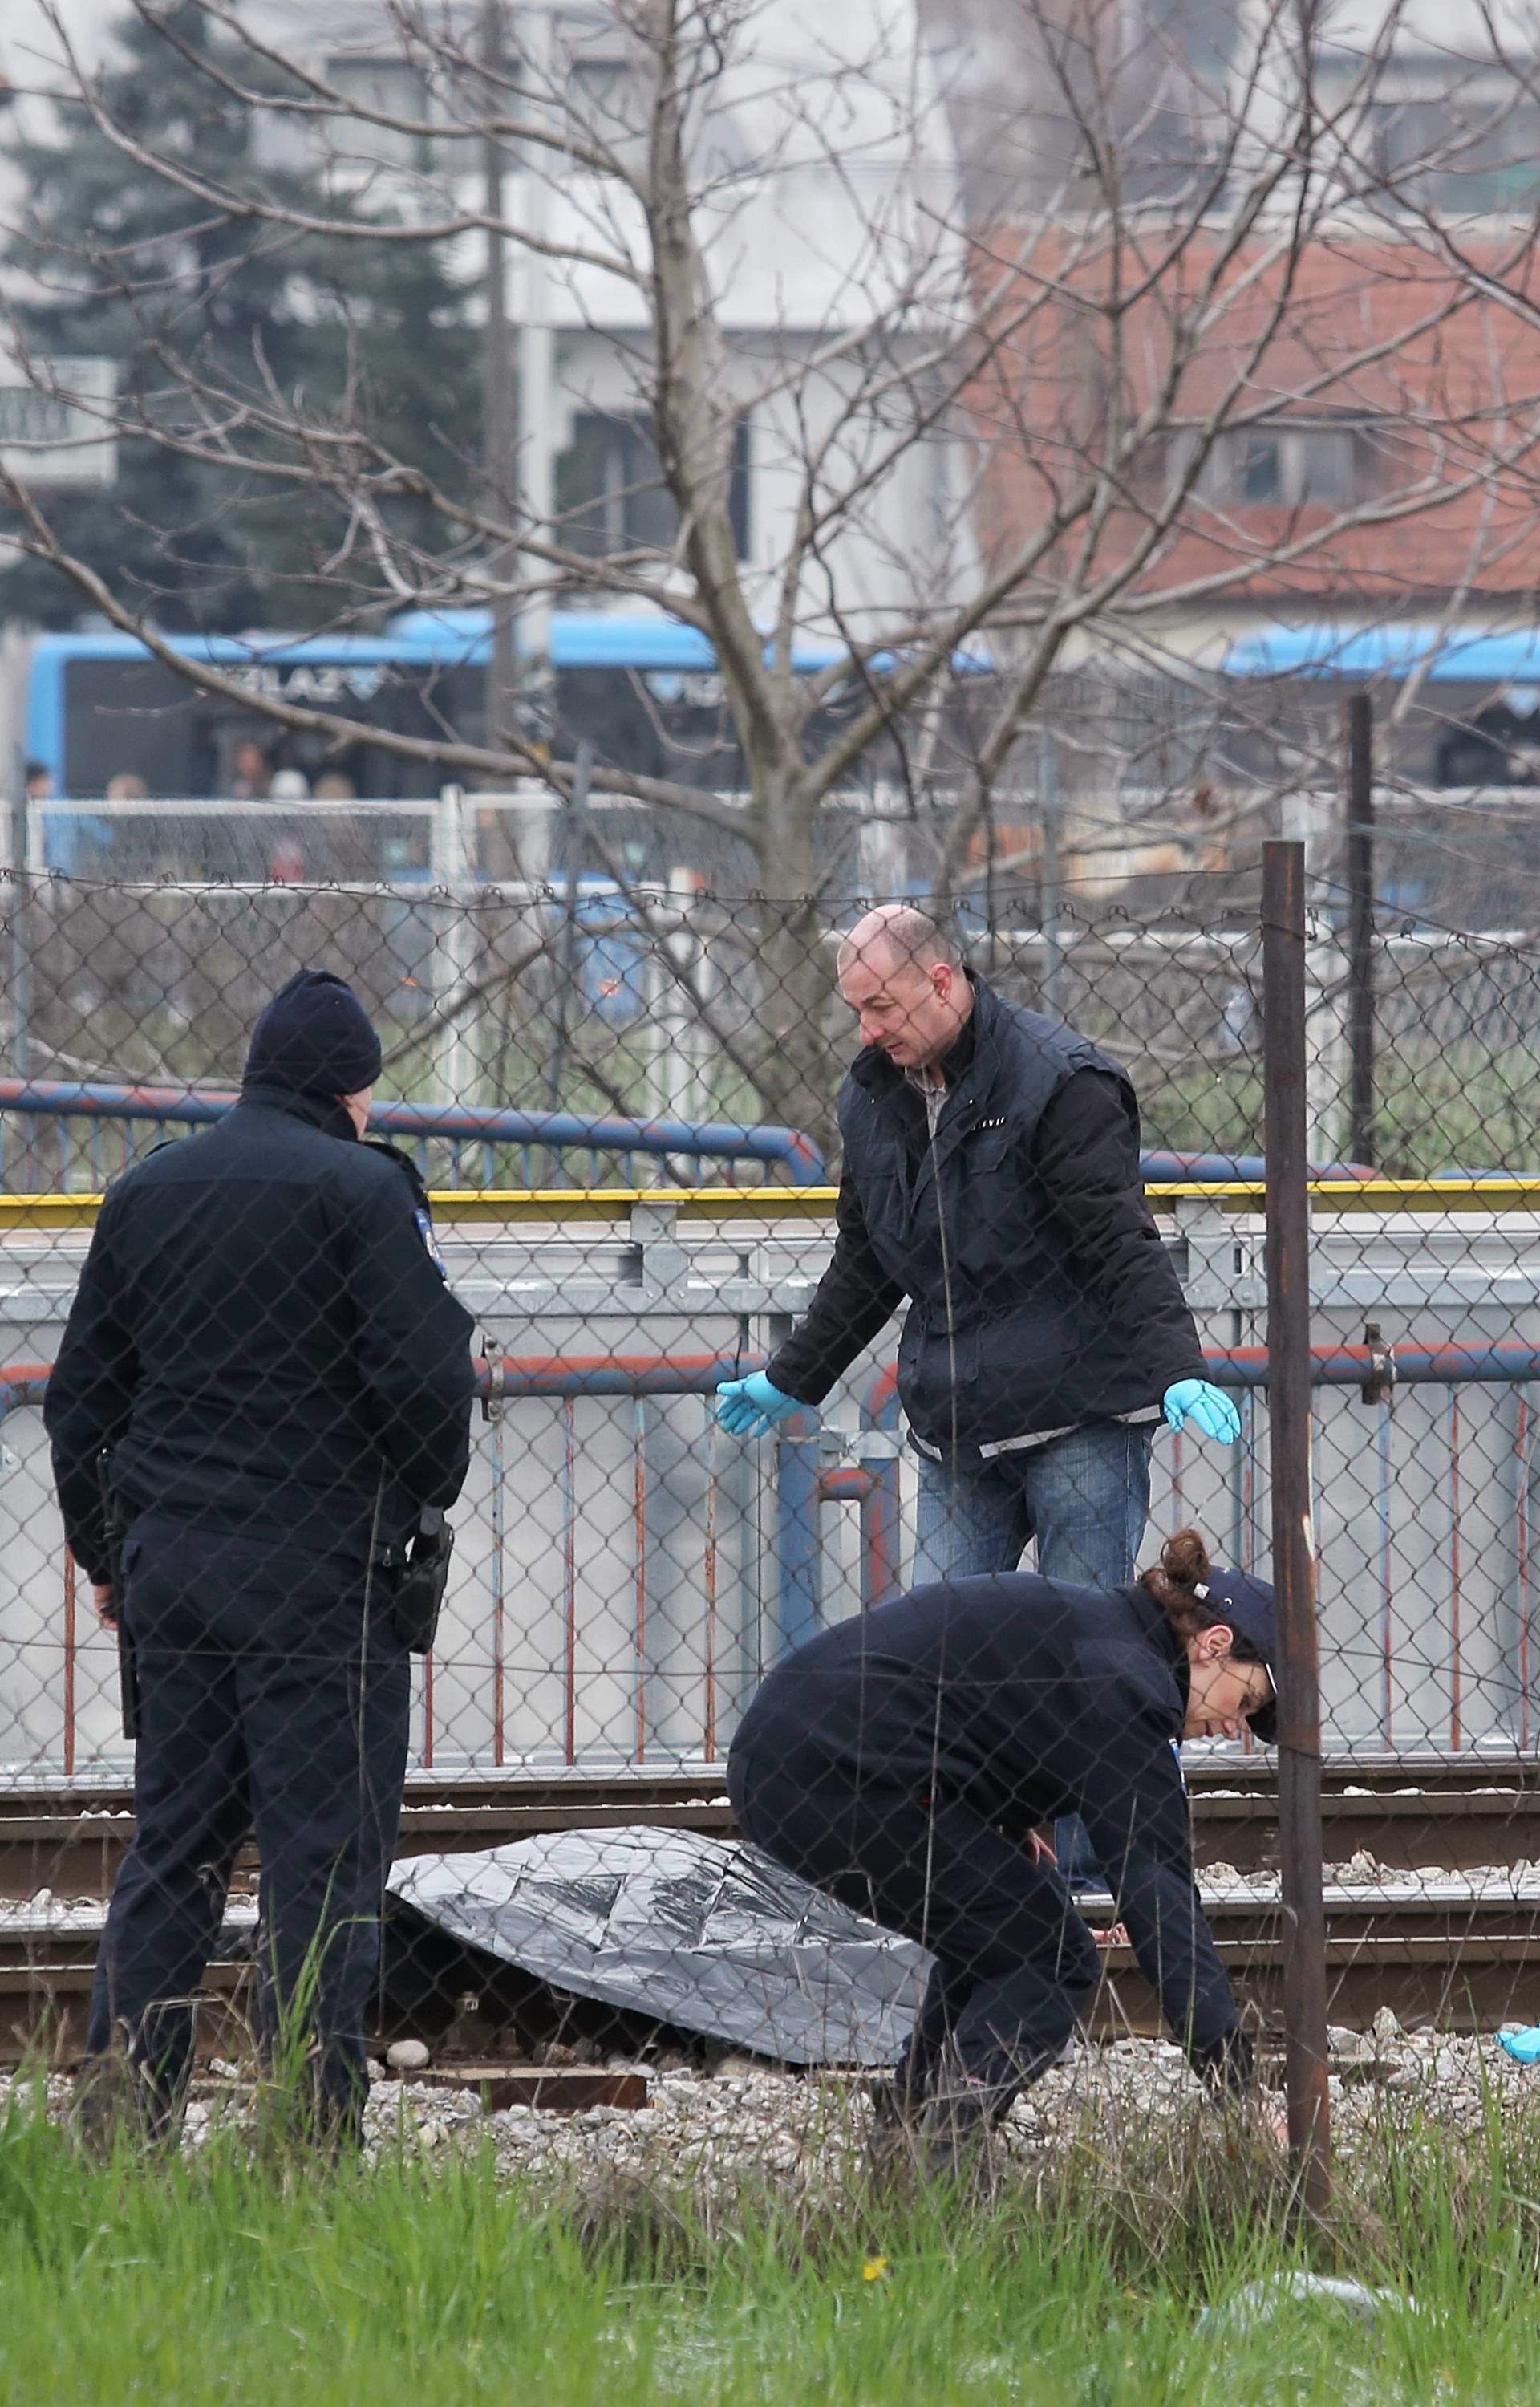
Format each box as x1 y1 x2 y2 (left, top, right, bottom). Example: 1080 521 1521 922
1501 2027 1540 2065
715 1373 802 1438
1163 1378 1242 1444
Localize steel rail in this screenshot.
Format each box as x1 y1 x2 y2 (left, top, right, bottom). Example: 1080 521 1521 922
0 1877 1535 2057
0 1760 1536 1889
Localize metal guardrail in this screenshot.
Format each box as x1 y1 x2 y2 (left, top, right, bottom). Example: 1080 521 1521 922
1 1343 1538 1774
2 1184 1540 1780
30 1070 1530 1210
0 1079 825 1190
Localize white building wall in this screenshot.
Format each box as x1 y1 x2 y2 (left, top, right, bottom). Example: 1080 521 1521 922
0 0 971 644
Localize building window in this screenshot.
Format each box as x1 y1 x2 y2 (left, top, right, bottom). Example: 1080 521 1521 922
565 39 650 173
1182 421 1373 509
1319 59 1540 217
557 413 752 560
569 53 642 127
323 55 468 175
1363 93 1540 213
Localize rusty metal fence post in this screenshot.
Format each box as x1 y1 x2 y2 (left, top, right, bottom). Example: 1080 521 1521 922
1262 838 1332 2210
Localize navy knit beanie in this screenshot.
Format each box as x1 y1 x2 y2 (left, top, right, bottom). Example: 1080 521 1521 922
244 970 383 1098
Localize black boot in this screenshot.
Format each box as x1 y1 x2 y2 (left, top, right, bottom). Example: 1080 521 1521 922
914 2078 1007 2195
70 2048 176 2161
865 2066 928 2178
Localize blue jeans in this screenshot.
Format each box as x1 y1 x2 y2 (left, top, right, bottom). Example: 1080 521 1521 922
911 1421 1154 1886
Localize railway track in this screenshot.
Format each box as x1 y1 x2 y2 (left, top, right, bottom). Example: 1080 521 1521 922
2 1757 1538 2058
2 1754 1536 1896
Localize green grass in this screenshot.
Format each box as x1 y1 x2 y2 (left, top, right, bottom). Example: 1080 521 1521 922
6 2086 1540 2404
1140 1046 1540 1175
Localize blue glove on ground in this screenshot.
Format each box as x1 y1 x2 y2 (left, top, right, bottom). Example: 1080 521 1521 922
1500 2027 1540 2065
715 1373 802 1438
1163 1378 1242 1443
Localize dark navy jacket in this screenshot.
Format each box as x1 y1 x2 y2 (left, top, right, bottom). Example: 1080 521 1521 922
45 1085 476 1578
768 978 1204 1450
729 1571 1245 2078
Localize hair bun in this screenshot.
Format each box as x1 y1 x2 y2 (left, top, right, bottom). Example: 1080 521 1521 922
1160 1528 1211 1589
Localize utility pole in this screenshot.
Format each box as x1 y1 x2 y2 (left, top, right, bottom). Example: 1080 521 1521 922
516 0 557 679
482 0 519 761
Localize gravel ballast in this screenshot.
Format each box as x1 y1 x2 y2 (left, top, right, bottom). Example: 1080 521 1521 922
10 2015 1537 2197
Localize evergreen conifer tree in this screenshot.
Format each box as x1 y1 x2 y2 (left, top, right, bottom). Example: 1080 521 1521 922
0 2 479 631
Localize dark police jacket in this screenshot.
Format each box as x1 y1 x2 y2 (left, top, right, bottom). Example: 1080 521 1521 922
45 1084 476 1581
768 977 1204 1452
730 1572 1246 2083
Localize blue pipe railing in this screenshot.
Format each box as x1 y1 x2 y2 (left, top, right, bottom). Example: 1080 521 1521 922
0 1079 825 1191
1141 1151 1375 1183
7 1093 1523 1197
1141 1153 1540 1185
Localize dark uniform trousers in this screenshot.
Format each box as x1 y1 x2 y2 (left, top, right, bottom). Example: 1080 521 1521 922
88 1515 411 2131
728 1740 1100 2115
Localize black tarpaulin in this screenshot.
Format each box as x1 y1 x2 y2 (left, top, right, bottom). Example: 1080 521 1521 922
386 1825 929 2065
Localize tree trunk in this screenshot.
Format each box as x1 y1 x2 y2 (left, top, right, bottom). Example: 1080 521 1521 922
744 796 844 1171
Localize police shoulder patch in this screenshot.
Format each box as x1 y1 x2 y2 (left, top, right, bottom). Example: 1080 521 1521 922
413 1204 448 1278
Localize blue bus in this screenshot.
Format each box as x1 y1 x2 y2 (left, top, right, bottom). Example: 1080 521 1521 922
22 611 862 801
1222 619 1540 789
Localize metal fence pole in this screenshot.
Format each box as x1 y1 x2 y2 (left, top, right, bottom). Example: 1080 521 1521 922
480 0 519 766
431 786 476 1113
1039 727 1062 1021
9 754 29 1088
1262 838 1331 2212
1345 693 1376 1167
545 737 594 1138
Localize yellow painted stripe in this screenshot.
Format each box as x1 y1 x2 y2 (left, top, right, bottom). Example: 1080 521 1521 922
0 1186 845 1231
422 1179 1540 1220
426 1186 842 1224
0 1195 106 1229
1150 1179 1540 1213
1280 1179 1540 1212
5 1177 1540 1232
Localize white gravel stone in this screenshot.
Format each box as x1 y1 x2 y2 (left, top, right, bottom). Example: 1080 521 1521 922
386 2039 432 2073
14 1975 1538 2199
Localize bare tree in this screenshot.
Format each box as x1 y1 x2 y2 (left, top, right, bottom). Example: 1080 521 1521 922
2 0 1537 1139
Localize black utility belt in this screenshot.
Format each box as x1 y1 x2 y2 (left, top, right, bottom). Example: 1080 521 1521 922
373 1511 455 1654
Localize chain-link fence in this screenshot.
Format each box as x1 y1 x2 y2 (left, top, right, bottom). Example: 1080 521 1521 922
5 836 1540 2176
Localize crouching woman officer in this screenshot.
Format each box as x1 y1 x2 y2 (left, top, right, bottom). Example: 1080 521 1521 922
727 1528 1276 2161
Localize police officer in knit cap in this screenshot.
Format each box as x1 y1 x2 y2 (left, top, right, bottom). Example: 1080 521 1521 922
47 971 475 2146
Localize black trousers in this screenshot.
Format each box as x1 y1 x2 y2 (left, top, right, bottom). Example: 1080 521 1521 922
87 1514 411 2130
728 1742 1101 2115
